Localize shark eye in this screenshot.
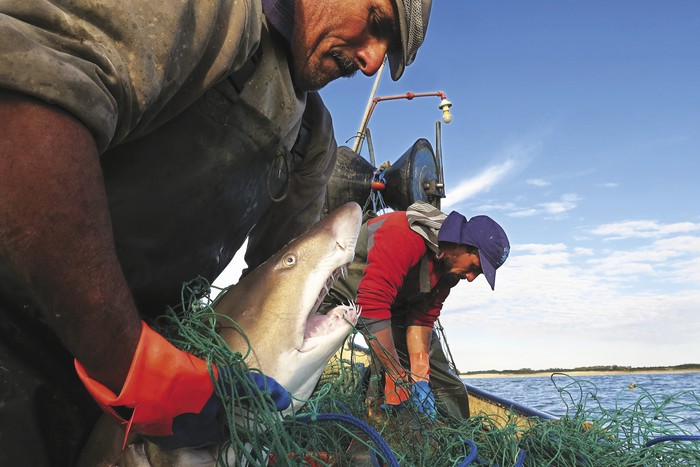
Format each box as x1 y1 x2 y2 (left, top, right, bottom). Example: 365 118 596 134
282 254 297 267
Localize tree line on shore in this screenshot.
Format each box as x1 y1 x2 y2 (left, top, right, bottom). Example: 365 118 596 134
461 363 700 376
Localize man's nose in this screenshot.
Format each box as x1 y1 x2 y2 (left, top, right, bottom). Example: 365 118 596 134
466 271 481 282
355 39 388 76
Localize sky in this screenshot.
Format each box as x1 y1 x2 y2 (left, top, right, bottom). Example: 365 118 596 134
217 1 700 372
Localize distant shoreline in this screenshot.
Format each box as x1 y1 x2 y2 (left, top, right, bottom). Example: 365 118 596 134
460 368 700 379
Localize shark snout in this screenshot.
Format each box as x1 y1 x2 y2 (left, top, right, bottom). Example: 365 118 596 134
332 204 362 258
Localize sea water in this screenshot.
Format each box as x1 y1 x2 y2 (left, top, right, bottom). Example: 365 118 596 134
463 372 700 434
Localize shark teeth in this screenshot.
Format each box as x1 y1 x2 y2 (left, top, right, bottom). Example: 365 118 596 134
312 263 350 314
301 263 357 352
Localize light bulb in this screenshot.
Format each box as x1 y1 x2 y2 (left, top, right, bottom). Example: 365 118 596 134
442 108 452 123
438 98 453 124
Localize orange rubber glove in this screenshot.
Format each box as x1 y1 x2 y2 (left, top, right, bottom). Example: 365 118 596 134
383 367 411 406
75 321 290 449
366 325 410 406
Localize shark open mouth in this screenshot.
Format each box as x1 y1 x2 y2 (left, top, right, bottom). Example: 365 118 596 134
300 263 359 352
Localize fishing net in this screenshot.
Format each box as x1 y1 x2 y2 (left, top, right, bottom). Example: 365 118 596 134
155 278 700 466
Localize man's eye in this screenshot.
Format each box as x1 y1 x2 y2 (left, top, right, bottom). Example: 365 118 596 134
368 6 397 44
369 10 382 34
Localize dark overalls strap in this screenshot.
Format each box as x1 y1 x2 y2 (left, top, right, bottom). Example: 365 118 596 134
290 103 314 165
419 254 432 293
226 43 313 203
227 46 263 93
228 33 314 178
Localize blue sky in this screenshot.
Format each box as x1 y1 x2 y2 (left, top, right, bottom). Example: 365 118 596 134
217 1 700 371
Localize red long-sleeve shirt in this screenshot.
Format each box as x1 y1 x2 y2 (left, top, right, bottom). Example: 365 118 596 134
356 211 455 328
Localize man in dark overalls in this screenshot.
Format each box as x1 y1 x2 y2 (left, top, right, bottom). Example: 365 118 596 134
0 0 433 464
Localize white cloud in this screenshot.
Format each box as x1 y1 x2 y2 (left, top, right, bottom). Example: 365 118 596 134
476 202 518 212
517 243 568 254
526 178 550 187
506 193 581 219
506 244 571 268
539 193 581 216
600 182 620 188
579 234 700 288
587 235 700 286
442 142 538 209
652 234 700 253
509 208 538 218
670 256 700 285
590 220 700 240
439 233 700 370
443 158 519 208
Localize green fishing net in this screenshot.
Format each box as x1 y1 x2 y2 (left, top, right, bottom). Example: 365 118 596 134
155 278 700 466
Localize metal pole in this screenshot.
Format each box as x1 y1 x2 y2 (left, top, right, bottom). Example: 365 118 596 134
352 58 386 154
435 120 446 208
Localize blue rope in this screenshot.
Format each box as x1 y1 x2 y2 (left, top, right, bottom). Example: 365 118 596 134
645 434 700 447
370 168 389 213
297 413 400 467
296 412 533 467
458 442 525 467
456 439 478 465
369 449 384 467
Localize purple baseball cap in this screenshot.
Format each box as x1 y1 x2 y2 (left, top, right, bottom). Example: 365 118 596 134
438 212 510 290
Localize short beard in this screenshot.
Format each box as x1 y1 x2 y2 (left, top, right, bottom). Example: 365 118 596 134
293 68 324 92
291 48 358 92
439 252 457 273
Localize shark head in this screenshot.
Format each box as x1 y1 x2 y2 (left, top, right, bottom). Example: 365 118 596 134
215 202 363 411
78 203 363 467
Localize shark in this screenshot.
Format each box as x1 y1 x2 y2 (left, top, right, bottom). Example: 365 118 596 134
77 201 363 467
